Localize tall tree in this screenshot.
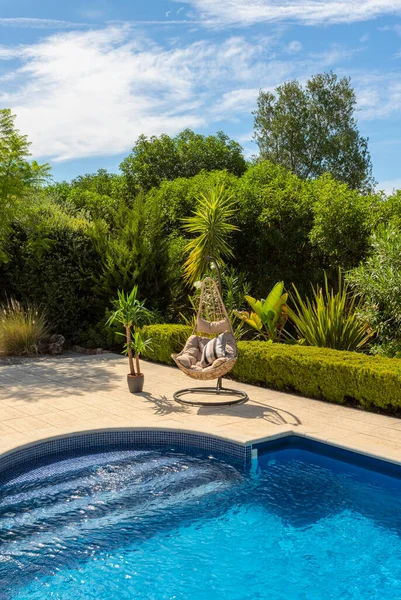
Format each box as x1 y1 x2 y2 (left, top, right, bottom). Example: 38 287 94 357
120 129 246 193
0 109 50 261
253 72 375 193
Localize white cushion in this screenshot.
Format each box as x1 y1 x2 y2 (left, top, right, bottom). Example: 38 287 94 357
196 317 230 335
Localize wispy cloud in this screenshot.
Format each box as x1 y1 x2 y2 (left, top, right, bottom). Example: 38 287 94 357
354 72 401 119
0 23 398 163
112 19 199 26
0 27 282 161
0 17 87 29
175 0 401 27
287 40 303 53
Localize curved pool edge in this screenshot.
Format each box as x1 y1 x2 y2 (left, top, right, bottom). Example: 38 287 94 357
1 425 401 484
0 427 259 481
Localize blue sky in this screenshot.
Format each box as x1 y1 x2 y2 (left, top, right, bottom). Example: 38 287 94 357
1 0 401 192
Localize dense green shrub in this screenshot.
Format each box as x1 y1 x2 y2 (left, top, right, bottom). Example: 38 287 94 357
234 341 401 410
0 124 393 347
309 174 377 272
348 226 401 357
232 161 319 296
142 324 191 364
0 204 103 341
141 324 401 411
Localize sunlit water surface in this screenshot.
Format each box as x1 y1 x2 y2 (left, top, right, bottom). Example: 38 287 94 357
1 444 401 599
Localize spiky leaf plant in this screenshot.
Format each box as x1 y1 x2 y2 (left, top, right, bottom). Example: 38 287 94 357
0 299 48 356
181 184 238 284
288 271 374 351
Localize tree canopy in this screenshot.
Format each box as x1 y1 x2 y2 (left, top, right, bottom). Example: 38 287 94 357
0 108 50 261
253 72 375 193
120 129 247 193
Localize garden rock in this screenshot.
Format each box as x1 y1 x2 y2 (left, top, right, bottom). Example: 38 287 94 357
38 334 65 355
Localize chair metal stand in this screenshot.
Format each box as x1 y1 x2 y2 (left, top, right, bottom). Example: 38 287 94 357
173 377 248 407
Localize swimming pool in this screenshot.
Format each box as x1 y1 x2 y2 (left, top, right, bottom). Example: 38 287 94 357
1 435 401 599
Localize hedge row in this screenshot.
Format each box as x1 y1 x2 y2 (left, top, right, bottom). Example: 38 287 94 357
142 324 191 365
142 324 401 411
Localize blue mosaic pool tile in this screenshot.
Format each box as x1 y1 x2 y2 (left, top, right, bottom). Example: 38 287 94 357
0 430 252 483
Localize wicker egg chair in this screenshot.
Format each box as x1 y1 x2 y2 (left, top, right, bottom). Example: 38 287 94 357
172 277 248 406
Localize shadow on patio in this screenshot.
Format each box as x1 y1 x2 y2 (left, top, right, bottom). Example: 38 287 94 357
0 355 123 403
138 392 191 416
197 400 301 427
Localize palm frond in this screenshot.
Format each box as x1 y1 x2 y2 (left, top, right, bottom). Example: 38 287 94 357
182 184 238 284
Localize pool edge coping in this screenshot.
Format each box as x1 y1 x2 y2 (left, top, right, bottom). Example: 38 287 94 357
1 426 401 478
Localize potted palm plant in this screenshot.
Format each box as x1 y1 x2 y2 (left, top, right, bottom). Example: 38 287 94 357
107 286 152 393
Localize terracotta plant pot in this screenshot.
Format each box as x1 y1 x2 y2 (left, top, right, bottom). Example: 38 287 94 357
127 373 144 393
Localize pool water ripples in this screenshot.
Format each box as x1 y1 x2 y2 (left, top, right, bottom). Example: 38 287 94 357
1 444 401 599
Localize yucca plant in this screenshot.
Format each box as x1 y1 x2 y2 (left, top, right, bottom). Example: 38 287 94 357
181 184 239 285
107 286 153 391
287 271 374 351
234 282 288 341
0 299 48 355
125 330 153 378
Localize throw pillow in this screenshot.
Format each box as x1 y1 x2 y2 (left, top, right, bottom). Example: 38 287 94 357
201 332 227 367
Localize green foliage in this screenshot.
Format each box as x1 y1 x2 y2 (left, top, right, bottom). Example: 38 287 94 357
288 271 374 351
309 174 377 271
0 299 49 356
89 194 170 310
0 115 393 347
253 72 375 192
221 267 251 315
138 323 401 411
182 184 239 284
107 286 153 331
107 286 153 375
49 169 127 223
233 161 318 296
234 341 401 411
347 227 401 357
0 201 103 341
235 282 288 341
0 109 51 262
128 329 152 356
120 129 246 193
373 189 401 230
141 324 191 365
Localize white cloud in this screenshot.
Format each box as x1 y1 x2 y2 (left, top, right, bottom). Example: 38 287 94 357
0 23 399 164
0 27 284 161
354 73 401 120
175 0 401 27
0 18 86 29
287 40 303 53
379 24 401 36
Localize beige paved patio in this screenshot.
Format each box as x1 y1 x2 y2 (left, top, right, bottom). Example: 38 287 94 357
0 353 400 463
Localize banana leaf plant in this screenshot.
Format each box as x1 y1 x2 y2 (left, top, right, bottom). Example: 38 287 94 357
234 281 288 341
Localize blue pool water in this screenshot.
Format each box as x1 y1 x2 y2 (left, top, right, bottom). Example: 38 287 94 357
1 440 401 599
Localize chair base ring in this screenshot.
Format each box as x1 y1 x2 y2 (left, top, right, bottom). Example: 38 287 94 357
173 382 248 407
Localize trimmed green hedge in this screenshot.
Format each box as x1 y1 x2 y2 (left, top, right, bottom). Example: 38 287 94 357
143 324 401 411
142 324 191 365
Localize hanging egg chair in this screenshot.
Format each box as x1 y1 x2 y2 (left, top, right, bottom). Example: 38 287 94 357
172 277 248 406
